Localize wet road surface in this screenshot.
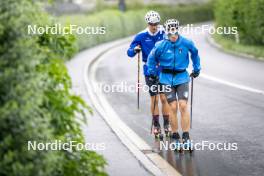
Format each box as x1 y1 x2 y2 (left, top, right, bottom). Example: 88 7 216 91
95 26 264 176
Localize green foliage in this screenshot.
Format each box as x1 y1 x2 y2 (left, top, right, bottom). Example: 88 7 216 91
148 2 214 24
213 33 264 59
214 0 264 45
59 2 214 50
0 0 106 176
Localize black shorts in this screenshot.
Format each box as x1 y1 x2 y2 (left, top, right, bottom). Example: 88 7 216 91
145 76 165 96
164 82 189 103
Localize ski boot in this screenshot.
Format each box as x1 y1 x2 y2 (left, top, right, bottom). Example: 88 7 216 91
171 132 182 152
182 132 193 153
152 123 163 140
163 120 172 138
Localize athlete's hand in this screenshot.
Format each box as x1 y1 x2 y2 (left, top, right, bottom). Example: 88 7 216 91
149 75 158 83
190 71 200 78
134 45 141 53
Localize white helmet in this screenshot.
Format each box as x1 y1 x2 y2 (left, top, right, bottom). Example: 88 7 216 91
145 11 161 24
164 19 179 35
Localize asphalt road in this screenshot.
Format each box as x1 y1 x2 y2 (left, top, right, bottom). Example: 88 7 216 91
95 25 264 176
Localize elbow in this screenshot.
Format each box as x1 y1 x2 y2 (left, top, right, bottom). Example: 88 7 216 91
194 65 201 73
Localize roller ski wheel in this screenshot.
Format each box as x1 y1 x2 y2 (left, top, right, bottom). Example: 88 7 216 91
171 133 182 152
173 139 182 152
153 125 163 140
163 118 171 138
182 140 193 153
165 131 171 138
164 125 172 138
154 133 163 140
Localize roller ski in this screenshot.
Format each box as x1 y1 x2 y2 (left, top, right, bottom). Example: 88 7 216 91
151 121 163 140
153 125 163 140
182 132 193 153
171 132 182 152
163 120 172 138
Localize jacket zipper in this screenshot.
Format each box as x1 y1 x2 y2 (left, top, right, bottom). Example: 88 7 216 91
172 44 176 85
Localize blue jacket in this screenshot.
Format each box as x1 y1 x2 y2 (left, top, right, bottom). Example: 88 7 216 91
127 26 165 76
147 35 201 86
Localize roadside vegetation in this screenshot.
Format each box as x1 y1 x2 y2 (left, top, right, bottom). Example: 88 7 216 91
214 0 264 59
213 33 264 59
0 1 106 176
59 2 214 50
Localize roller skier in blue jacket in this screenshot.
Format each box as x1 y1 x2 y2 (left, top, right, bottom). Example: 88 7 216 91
147 19 201 149
127 11 171 138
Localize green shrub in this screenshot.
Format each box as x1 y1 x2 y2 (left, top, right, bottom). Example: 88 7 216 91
0 0 106 176
59 2 214 50
213 33 264 59
214 0 264 45
152 2 214 24
59 10 146 50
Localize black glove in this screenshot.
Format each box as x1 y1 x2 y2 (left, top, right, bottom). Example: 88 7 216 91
134 46 141 53
149 75 159 84
190 71 200 78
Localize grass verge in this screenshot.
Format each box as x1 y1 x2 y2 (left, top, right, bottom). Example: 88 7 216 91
212 33 264 60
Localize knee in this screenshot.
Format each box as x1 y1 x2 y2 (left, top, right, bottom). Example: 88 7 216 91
179 102 188 113
170 102 178 112
160 95 168 105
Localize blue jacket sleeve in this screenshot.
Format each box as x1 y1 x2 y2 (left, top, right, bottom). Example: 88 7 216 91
127 34 141 58
147 45 159 76
188 41 201 72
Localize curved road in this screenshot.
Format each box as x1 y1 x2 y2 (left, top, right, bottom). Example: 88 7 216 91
95 24 264 176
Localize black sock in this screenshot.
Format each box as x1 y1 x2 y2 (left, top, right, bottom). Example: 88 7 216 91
172 132 180 140
163 115 169 124
152 115 159 126
182 131 190 140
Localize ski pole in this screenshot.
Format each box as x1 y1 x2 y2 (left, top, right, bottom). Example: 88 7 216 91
153 94 157 114
137 52 140 110
150 94 158 134
150 117 153 134
190 76 194 129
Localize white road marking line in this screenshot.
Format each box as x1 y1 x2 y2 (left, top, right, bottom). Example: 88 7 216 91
200 73 264 95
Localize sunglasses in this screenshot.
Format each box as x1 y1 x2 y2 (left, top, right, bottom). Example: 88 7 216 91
148 23 159 26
